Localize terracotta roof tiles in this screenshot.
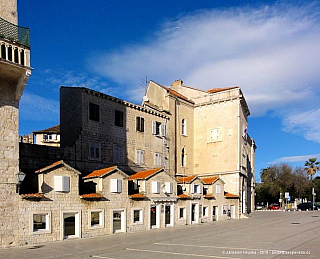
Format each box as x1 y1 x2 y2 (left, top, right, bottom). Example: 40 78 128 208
21 193 43 199
207 86 238 94
201 176 219 185
177 175 197 184
129 168 162 180
130 193 147 199
80 193 103 199
224 192 240 198
204 194 215 199
83 166 117 179
178 193 192 199
35 160 64 173
33 125 60 134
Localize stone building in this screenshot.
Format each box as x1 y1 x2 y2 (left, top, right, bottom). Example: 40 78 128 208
60 86 169 174
143 80 256 216
33 125 60 147
0 0 31 247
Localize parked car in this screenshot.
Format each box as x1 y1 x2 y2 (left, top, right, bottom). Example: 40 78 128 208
268 204 280 210
297 202 320 211
255 203 265 210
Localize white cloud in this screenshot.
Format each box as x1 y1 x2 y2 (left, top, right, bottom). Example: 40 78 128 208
89 2 320 143
273 153 320 163
20 93 59 122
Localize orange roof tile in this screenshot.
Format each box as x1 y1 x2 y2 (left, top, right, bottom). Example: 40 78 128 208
201 176 219 185
162 86 195 104
83 166 117 179
33 124 60 134
80 193 103 199
207 86 238 94
35 160 64 173
224 192 240 198
21 193 43 199
129 168 162 180
204 194 215 199
130 193 147 199
178 193 192 199
177 175 197 184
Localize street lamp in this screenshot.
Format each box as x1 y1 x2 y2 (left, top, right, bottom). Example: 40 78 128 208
16 170 26 193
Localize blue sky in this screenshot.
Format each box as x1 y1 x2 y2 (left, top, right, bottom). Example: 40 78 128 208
17 0 320 181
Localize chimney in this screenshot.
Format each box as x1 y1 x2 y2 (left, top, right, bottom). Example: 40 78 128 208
171 79 183 88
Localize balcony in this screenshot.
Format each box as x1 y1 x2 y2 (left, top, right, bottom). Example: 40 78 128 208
0 17 30 47
0 17 30 67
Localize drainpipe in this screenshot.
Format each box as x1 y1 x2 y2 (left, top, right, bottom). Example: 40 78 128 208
174 98 178 176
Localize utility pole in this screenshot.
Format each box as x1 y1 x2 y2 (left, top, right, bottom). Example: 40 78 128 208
312 188 316 211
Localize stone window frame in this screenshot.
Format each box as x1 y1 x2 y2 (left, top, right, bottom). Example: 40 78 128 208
88 209 105 229
30 211 52 235
179 207 186 219
181 118 187 136
202 206 209 218
88 141 101 161
135 149 145 165
154 152 162 167
216 184 222 194
136 116 145 133
88 102 100 122
115 109 124 127
132 208 144 225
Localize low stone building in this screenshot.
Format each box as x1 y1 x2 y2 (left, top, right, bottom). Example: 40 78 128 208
33 125 60 147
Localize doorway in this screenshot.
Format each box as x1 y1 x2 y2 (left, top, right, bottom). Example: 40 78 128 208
113 210 125 233
62 212 80 239
191 203 199 224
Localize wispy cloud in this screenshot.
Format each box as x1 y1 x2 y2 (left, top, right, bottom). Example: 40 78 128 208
20 93 59 122
89 2 320 142
273 153 320 163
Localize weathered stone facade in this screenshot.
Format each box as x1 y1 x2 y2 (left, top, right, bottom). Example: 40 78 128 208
0 1 31 247
143 80 256 216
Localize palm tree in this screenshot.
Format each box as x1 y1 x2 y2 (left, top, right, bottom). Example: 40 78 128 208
304 158 320 181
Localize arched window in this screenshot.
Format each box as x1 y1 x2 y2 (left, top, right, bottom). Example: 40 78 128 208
181 148 186 167
181 118 187 135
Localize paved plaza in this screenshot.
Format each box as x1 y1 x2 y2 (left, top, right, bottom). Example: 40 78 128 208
1 210 319 259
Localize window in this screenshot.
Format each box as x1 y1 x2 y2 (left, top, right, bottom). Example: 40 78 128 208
136 116 145 132
133 209 143 224
152 181 160 193
89 141 101 160
33 213 50 233
181 148 186 167
203 186 208 195
216 184 222 194
54 176 70 192
223 205 228 214
90 210 104 228
165 182 173 194
181 118 187 135
136 149 145 165
110 179 122 193
154 153 162 167
208 127 222 142
179 208 185 219
191 184 202 194
203 206 208 217
115 110 124 127
152 121 162 135
89 102 100 122
113 145 125 163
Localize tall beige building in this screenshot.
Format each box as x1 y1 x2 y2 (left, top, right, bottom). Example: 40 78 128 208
0 0 32 246
143 80 256 215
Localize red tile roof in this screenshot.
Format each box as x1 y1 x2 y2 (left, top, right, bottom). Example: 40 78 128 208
33 124 60 134
177 175 197 184
201 176 219 185
130 193 147 199
178 193 192 199
207 86 238 94
35 160 64 173
129 168 162 180
83 166 117 179
162 86 195 104
21 193 43 199
224 192 240 198
204 194 215 199
80 193 103 199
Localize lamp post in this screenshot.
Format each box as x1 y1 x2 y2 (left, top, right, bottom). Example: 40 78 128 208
16 170 26 193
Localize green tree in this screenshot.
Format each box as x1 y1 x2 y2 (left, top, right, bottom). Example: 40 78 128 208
304 158 320 181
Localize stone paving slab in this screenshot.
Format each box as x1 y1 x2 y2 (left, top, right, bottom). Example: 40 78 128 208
0 211 319 259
